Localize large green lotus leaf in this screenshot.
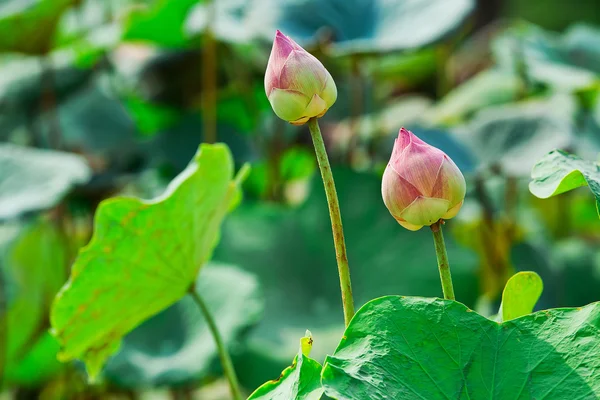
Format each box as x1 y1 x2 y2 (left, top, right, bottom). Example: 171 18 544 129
498 271 543 322
0 144 91 220
0 220 67 385
0 0 77 54
50 144 246 380
103 263 263 387
322 296 600 399
261 0 475 56
424 69 521 126
122 0 203 48
529 150 600 217
248 331 323 400
458 95 574 177
213 169 478 390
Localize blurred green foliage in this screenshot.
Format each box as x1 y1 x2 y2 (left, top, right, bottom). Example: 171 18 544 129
0 0 600 398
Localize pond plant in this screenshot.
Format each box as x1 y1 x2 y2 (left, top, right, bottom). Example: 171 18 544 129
46 29 600 400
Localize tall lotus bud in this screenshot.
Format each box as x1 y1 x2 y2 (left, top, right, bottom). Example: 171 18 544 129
264 30 337 125
382 128 466 231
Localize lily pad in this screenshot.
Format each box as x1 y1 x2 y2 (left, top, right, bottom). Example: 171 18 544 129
104 263 264 387
529 150 600 217
322 296 600 399
50 144 247 380
247 331 323 400
0 144 91 220
498 271 543 322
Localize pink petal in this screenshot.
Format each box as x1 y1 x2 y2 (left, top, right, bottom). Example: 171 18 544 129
381 164 424 217
279 50 327 96
265 30 296 95
395 141 445 196
396 128 413 150
430 156 466 208
264 63 279 96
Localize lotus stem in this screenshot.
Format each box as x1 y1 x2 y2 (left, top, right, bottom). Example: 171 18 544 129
307 117 355 326
430 220 455 300
189 288 242 400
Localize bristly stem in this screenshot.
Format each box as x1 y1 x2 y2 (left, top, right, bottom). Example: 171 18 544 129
430 220 456 300
189 288 243 400
307 117 355 326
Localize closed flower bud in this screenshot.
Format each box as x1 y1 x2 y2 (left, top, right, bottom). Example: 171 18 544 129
264 30 337 125
382 128 466 231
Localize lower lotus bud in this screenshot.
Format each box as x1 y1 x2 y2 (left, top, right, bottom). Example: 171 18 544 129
382 128 466 231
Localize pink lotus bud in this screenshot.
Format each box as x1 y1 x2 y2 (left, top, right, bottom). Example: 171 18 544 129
382 128 466 231
264 30 337 126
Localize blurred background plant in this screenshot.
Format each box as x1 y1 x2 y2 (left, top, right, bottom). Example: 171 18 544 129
1 0 600 398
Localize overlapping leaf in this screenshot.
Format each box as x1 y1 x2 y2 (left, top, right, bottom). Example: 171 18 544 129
529 150 600 217
498 271 543 321
322 296 600 399
50 144 247 379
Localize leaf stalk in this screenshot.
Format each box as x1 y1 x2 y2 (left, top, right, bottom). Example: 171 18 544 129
431 220 456 300
189 288 243 400
307 117 355 326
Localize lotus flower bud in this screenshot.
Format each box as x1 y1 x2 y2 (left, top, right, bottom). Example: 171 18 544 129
382 128 466 231
264 30 337 125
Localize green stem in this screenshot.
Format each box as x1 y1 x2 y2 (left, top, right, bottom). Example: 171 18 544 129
189 288 242 400
430 220 455 300
307 117 355 326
